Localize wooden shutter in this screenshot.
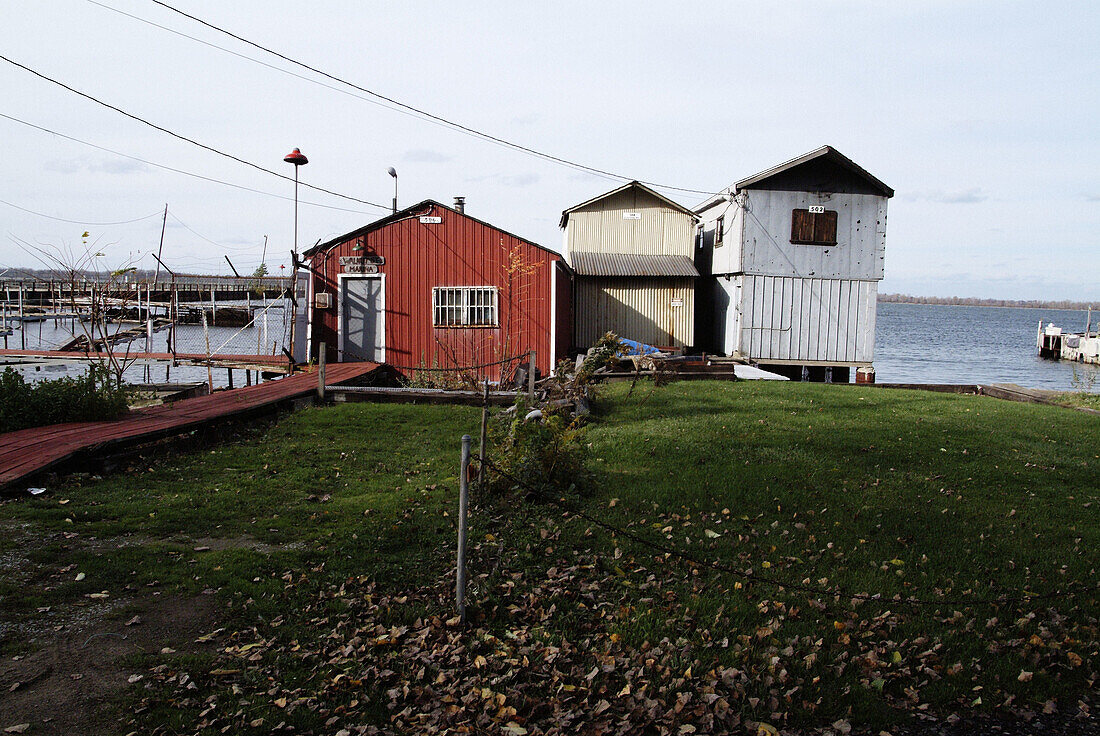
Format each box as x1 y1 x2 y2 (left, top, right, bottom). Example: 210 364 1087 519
791 209 837 244
791 209 814 243
814 210 837 244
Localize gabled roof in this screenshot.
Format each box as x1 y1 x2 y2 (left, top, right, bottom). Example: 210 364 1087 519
737 146 893 197
694 146 893 212
302 199 557 259
560 181 696 228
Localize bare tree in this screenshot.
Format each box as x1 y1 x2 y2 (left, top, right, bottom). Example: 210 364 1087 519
13 231 142 385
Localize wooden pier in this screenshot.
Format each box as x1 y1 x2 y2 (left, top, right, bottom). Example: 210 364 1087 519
0 349 294 373
0 362 382 491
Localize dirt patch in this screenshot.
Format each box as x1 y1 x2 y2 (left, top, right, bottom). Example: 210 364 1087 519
0 594 220 735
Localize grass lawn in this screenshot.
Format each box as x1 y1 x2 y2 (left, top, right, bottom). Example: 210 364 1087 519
0 381 1096 734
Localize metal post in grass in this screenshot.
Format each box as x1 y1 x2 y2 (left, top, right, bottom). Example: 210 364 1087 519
478 380 489 485
317 341 327 401
456 434 472 624
528 350 536 402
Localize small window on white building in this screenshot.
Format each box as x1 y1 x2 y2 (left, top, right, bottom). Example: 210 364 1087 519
791 209 838 245
714 215 725 247
432 286 498 327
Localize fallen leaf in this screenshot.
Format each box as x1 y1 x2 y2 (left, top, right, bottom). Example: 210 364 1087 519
4 725 30 734
502 724 528 735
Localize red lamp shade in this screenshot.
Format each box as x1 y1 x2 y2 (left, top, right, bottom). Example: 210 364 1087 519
283 148 308 165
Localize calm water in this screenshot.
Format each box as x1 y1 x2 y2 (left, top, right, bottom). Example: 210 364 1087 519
875 302 1096 391
2 299 291 388
4 298 1095 392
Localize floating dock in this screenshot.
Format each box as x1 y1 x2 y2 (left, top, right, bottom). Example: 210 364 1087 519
1037 317 1099 365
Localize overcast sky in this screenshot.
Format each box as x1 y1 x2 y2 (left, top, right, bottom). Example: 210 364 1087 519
2 1 1097 300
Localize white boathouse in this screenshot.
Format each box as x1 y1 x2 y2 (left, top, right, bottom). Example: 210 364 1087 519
694 146 893 382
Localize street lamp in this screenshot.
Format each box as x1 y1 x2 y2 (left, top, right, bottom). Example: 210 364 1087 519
284 148 309 255
387 166 397 214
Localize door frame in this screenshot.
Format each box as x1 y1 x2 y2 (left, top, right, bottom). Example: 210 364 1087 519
336 273 386 363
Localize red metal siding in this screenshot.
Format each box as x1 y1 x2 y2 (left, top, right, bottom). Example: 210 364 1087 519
307 204 561 381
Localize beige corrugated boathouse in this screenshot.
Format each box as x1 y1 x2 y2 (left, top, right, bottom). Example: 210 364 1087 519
561 181 698 351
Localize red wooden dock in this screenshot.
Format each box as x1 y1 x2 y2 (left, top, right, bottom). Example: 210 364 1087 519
0 362 382 490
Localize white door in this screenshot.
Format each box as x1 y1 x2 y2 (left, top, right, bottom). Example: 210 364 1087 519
339 276 385 362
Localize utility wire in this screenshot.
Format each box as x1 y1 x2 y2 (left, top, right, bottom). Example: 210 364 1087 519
0 197 163 226
479 457 1095 609
146 0 719 198
0 112 376 215
0 54 390 211
166 211 264 254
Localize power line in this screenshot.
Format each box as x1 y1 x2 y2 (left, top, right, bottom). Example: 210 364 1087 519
146 0 719 198
0 197 163 226
0 112 376 215
166 211 264 254
86 0 447 141
0 53 390 211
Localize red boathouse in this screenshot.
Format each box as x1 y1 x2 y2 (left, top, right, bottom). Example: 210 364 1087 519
297 199 569 381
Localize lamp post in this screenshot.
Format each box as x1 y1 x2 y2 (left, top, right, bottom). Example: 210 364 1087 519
387 166 397 214
284 148 309 255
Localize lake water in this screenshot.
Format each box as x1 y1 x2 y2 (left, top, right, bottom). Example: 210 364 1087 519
4 298 1095 392
875 302 1096 391
2 299 291 389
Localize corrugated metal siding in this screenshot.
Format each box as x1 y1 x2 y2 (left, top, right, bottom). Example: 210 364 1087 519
574 277 694 349
307 205 560 380
737 275 876 363
570 252 699 277
566 188 695 258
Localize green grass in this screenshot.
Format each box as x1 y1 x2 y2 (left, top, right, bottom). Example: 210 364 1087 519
0 383 1096 733
1054 391 1100 411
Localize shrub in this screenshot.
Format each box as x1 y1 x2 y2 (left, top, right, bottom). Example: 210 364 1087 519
0 363 130 433
484 396 590 500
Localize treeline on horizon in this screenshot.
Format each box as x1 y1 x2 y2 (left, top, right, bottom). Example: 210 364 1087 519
879 293 1095 311
0 267 279 282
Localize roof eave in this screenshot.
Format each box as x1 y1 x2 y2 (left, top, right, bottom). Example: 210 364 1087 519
560 180 697 228
303 199 559 259
734 146 894 198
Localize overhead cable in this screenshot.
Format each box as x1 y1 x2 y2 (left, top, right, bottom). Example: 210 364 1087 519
0 112 377 215
0 197 163 226
146 0 718 197
0 54 390 211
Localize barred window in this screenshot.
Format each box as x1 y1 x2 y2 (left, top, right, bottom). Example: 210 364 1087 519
432 286 498 327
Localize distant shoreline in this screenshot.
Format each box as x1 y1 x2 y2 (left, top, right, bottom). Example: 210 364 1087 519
878 294 1095 311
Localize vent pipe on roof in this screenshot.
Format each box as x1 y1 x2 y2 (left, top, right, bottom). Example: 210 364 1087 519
453 196 466 214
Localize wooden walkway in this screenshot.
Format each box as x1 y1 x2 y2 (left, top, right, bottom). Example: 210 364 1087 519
0 362 382 491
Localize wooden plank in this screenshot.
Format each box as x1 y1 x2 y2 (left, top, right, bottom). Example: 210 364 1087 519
0 362 381 489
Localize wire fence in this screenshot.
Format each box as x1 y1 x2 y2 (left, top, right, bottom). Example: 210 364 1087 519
474 449 1096 611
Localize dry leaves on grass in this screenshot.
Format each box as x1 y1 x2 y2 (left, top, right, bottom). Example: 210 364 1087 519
127 508 1098 735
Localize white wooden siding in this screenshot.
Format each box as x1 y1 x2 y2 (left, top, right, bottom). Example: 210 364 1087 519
736 275 877 364
739 191 887 280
